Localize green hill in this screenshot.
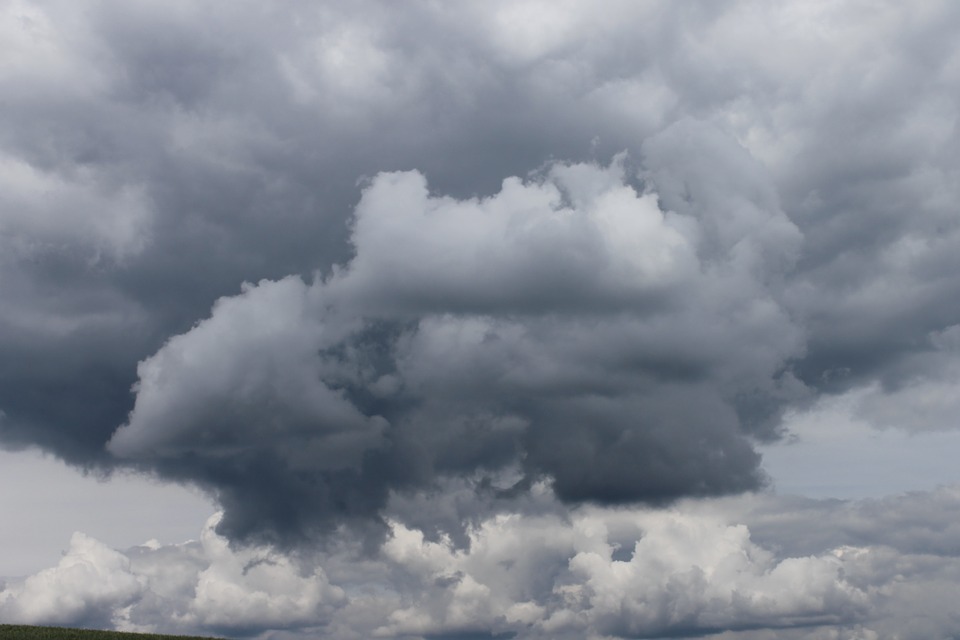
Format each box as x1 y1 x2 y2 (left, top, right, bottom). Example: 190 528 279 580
0 625 222 640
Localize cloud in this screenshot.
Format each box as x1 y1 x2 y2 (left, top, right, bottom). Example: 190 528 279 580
8 488 960 639
0 514 342 636
851 324 960 432
330 154 699 312
365 486 960 640
0 532 143 628
105 145 803 545
3 0 959 472
0 152 151 264
4 1 960 636
107 275 390 544
175 514 345 631
373 506 866 639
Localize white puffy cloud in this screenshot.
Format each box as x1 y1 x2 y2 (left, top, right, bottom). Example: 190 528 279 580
333 154 698 312
373 505 867 639
180 514 345 630
0 513 343 636
0 532 143 627
10 489 960 639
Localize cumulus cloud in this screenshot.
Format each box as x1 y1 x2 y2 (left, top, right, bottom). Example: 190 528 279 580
105 146 804 544
3 0 958 474
0 532 143 628
4 0 960 637
373 505 866 639
8 489 960 639
1 514 342 636
344 486 960 640
177 514 344 631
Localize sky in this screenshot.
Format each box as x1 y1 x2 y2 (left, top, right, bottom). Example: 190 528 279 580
2 0 960 638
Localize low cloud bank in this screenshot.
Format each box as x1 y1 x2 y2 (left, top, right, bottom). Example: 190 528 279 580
5 489 960 639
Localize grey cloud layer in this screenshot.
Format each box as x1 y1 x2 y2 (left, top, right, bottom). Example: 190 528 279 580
4 0 960 636
3 0 957 459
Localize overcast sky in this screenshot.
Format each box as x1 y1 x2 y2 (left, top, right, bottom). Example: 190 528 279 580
3 1 960 638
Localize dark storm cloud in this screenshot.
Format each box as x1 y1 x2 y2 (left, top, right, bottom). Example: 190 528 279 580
3 0 960 552
0 0 668 465
103 145 802 544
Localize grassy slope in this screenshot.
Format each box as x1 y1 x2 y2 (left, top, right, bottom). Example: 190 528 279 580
0 625 222 640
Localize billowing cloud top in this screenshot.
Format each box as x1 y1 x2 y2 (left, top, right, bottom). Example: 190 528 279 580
3 0 960 637
104 144 803 543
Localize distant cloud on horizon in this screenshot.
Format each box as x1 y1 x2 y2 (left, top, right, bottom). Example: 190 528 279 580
6 489 960 639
